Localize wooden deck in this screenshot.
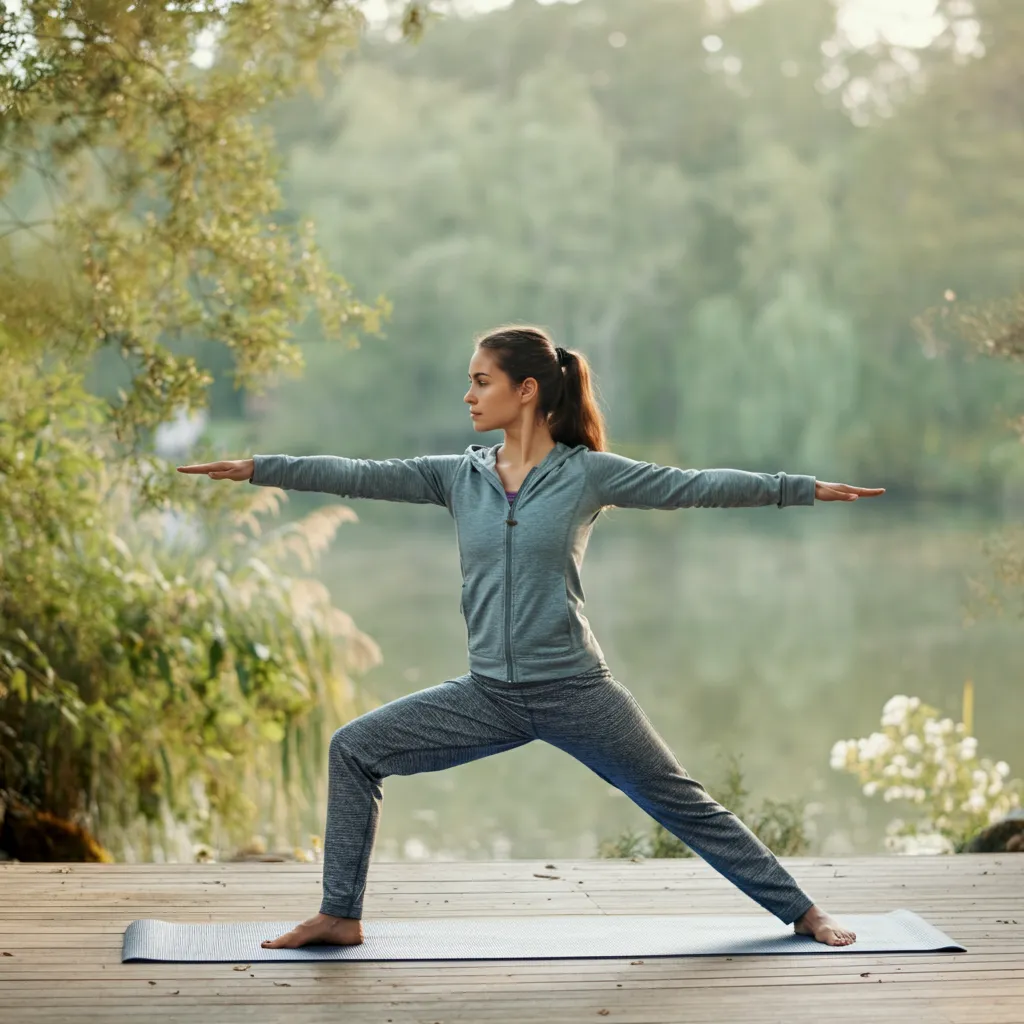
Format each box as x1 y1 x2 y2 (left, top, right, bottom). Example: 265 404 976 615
1 853 1021 1023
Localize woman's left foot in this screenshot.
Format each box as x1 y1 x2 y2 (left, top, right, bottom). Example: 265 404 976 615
793 905 857 946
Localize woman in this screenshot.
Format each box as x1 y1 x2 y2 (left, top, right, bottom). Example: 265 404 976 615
179 324 883 950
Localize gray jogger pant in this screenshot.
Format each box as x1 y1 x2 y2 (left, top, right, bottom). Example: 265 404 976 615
320 668 816 924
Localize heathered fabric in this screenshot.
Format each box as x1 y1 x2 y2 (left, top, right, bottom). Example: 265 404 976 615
316 668 817 922
250 442 816 684
249 443 819 924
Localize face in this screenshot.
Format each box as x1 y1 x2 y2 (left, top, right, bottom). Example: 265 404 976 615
464 348 538 432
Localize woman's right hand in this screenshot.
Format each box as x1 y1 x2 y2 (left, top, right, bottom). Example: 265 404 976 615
177 459 255 482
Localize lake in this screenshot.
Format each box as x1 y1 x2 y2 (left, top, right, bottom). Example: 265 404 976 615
299 496 1020 863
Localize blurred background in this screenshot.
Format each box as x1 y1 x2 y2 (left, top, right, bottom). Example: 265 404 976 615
1 0 1022 868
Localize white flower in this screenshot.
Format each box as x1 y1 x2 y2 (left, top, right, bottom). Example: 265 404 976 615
904 735 923 754
884 786 905 802
904 832 953 855
858 732 892 759
862 781 879 797
959 736 978 760
995 761 1011 778
972 769 988 787
987 778 1003 797
882 696 910 727
939 718 954 734
964 792 986 813
830 740 853 770
908 697 921 711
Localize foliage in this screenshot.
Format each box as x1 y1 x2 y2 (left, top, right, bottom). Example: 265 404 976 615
830 695 1022 854
596 752 812 860
0 1 426 857
0 344 383 857
0 1 392 455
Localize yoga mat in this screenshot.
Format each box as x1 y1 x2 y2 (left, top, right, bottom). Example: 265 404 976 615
122 909 964 962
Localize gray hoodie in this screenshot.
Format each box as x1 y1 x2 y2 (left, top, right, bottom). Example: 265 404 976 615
251 443 815 683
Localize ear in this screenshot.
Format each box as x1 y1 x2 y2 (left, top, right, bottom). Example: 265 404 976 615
520 376 539 401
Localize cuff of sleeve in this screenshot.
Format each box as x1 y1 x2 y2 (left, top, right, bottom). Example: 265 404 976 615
780 473 816 507
249 454 267 486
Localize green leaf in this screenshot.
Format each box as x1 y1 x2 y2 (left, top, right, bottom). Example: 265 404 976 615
280 727 291 787
156 648 173 691
208 637 225 680
9 669 27 702
236 660 250 697
159 744 174 806
259 719 285 743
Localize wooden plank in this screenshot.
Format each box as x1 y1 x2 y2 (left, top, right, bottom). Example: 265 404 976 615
1 854 1021 1023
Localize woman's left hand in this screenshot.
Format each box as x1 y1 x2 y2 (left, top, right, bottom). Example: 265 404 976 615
815 481 885 502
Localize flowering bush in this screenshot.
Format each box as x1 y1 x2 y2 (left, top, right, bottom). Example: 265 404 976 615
830 695 1022 854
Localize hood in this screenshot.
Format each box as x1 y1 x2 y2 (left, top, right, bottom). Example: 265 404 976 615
465 440 591 492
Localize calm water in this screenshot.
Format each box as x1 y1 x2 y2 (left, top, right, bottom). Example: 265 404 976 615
300 498 1019 862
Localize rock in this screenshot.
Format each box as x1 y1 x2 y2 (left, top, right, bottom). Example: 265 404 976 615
963 817 1024 853
0 793 114 863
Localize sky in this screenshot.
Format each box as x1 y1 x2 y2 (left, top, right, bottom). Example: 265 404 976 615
356 0 961 50
1 0 976 81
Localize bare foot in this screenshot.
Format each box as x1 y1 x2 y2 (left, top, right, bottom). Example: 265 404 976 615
261 912 364 949
793 905 857 946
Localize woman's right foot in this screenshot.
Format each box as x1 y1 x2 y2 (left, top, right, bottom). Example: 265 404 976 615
261 912 364 949
793 905 856 946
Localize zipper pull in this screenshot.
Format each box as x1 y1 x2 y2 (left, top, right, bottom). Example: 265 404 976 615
505 517 517 526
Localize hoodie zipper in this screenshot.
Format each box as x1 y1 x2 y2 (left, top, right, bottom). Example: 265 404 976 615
502 467 537 684
504 490 520 683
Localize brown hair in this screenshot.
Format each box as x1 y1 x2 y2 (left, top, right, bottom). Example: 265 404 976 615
474 324 608 452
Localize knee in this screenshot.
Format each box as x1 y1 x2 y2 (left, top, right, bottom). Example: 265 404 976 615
329 723 363 762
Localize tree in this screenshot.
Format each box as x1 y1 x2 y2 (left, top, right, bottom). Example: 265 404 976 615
0 1 414 859
261 59 694 452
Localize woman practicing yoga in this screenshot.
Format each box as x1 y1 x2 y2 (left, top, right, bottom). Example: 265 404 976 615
179 324 884 950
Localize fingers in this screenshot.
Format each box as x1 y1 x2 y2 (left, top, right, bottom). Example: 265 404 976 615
816 481 885 501
177 462 247 480
830 483 885 494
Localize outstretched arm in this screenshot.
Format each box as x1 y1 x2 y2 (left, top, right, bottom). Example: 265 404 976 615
585 450 883 509
178 453 463 508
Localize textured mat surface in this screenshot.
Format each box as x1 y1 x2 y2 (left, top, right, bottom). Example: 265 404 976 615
122 909 965 962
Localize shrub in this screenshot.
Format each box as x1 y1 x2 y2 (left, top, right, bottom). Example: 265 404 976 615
830 694 1022 854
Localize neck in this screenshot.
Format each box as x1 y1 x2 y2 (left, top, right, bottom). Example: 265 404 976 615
498 422 556 468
